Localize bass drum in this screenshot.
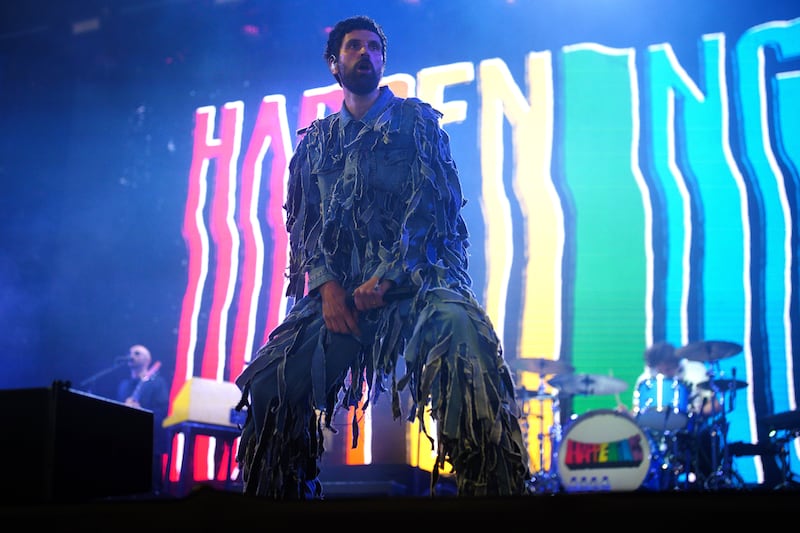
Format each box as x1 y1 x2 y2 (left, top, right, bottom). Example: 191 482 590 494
558 409 651 492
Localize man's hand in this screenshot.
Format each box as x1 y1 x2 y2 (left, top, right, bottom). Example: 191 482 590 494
352 276 394 312
319 280 360 336
124 397 141 408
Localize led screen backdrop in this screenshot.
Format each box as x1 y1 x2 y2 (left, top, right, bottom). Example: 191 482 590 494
1 0 798 488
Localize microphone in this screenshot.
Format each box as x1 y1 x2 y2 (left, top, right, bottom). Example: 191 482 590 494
730 367 737 411
345 285 416 309
114 355 133 363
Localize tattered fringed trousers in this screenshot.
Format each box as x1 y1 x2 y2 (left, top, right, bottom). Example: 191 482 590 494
235 288 531 499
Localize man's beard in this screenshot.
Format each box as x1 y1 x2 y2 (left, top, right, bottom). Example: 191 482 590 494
340 64 381 95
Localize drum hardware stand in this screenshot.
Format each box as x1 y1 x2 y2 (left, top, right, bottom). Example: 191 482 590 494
760 409 800 490
511 358 575 494
643 425 694 491
664 431 691 491
702 366 746 490
770 429 800 490
521 380 561 494
677 413 709 490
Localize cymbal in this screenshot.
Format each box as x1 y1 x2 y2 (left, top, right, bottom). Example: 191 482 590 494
511 358 574 375
516 388 557 401
697 378 748 392
547 374 628 396
675 340 742 362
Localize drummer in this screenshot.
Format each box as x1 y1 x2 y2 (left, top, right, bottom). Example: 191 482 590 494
633 341 721 421
632 341 725 489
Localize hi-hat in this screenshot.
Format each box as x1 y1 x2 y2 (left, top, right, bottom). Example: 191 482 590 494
697 378 748 392
511 358 574 375
675 340 742 362
547 374 628 396
516 388 557 401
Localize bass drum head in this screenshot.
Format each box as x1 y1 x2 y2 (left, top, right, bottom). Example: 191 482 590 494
558 409 651 492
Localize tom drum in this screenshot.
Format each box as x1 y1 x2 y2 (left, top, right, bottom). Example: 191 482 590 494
634 375 690 432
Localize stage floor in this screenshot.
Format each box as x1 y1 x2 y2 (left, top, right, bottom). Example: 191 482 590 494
3 462 798 529
2 484 798 528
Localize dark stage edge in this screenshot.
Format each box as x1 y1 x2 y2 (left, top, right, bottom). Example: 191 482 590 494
2 485 798 528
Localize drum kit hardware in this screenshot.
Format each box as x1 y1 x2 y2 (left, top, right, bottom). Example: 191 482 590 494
675 340 742 362
511 357 574 375
642 339 747 491
697 378 748 392
513 358 572 494
514 358 634 493
634 375 690 433
516 388 558 401
547 374 628 397
697 374 747 490
760 409 800 490
513 340 750 494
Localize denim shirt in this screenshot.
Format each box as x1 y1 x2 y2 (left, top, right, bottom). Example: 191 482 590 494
284 86 473 300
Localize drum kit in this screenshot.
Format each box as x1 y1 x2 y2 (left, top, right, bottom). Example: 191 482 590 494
673 340 748 491
512 340 747 494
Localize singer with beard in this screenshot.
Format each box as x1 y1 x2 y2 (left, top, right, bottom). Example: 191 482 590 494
116 344 170 495
233 15 531 500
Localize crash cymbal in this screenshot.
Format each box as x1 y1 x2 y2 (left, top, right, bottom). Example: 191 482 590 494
675 340 742 362
516 388 557 401
511 357 574 375
547 373 628 396
697 378 748 392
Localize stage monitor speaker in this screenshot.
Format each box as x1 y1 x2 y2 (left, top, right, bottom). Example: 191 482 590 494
0 382 153 503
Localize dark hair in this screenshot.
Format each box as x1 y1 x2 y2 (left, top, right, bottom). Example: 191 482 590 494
324 15 387 72
644 341 678 368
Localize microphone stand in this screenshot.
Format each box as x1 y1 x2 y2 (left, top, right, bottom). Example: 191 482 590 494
79 360 127 394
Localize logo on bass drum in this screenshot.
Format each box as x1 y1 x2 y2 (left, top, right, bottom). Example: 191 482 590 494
562 431 646 469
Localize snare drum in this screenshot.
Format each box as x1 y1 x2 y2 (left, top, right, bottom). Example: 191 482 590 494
558 409 651 492
634 375 689 432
